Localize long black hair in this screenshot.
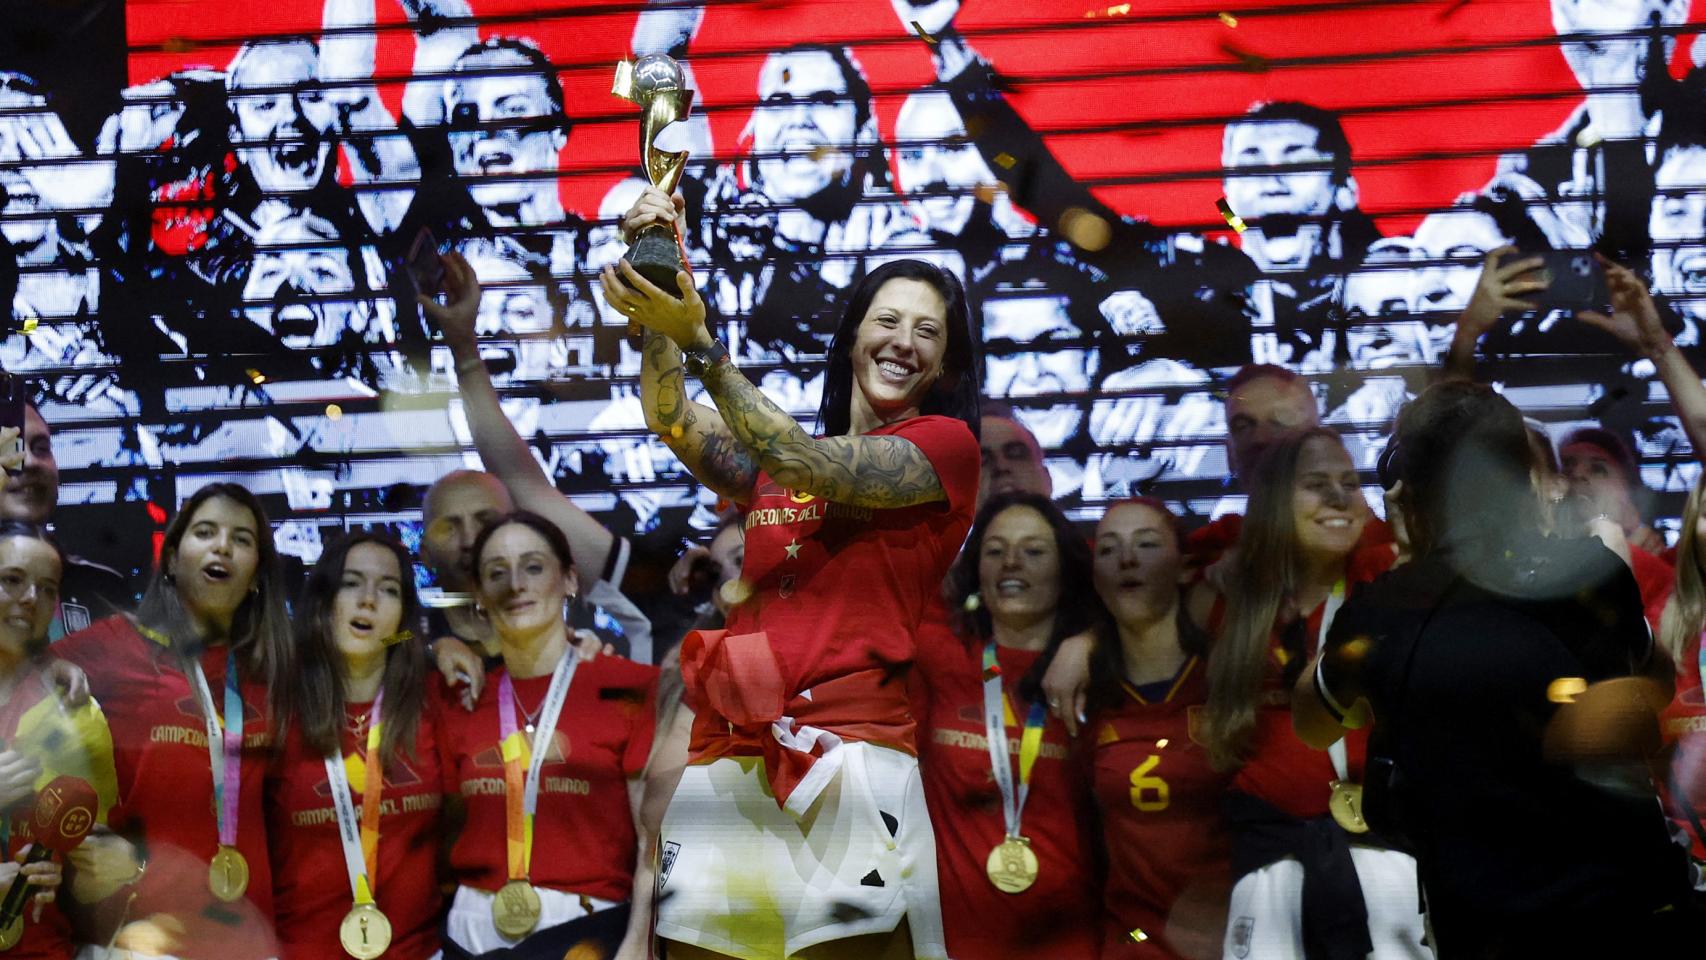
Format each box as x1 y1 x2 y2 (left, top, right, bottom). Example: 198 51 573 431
816 258 981 441
137 482 316 752
292 532 427 764
943 492 1096 703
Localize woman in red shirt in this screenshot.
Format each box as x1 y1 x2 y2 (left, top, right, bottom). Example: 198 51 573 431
265 532 442 960
1198 429 1421 960
55 482 322 960
434 512 659 960
604 188 981 960
916 491 1100 960
0 517 123 959
1085 498 1231 960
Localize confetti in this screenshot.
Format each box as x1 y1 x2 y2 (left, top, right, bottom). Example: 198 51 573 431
1218 40 1270 72
1155 738 1169 749
911 20 938 45
381 630 414 648
1218 11 1238 26
325 404 343 421
1128 928 1150 944
1058 206 1112 252
1106 3 1131 14
993 152 1016 170
246 368 266 385
720 578 754 608
972 182 1006 205
1547 677 1588 704
1216 197 1248 234
809 145 837 163
963 593 981 612
19 317 36 335
1575 126 1603 149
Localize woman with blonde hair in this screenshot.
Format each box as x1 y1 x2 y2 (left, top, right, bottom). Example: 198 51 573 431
1653 476 1706 863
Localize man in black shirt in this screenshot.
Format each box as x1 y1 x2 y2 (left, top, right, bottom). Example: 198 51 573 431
1294 379 1699 957
6 404 134 638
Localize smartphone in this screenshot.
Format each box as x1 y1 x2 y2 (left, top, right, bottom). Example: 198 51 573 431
0 373 23 473
1498 248 1609 312
406 226 446 298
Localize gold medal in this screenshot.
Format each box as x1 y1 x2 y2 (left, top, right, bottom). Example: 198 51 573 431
0 913 21 951
339 902 393 959
1329 780 1369 835
491 879 542 940
985 835 1039 894
208 845 250 902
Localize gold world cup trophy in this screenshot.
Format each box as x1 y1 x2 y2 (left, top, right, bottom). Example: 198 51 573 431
612 54 694 296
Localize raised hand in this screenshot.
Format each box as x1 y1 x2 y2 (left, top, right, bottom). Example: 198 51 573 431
1457 245 1548 343
417 251 482 355
1579 255 1672 360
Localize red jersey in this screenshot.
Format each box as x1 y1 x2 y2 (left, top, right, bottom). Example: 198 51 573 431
1628 545 1675 613
718 415 979 698
1092 657 1233 960
435 656 658 901
53 617 279 960
0 666 118 959
913 615 1099 960
1226 545 1394 819
1647 584 1706 862
266 701 444 960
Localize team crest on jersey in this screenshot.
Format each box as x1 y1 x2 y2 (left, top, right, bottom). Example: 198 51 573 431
311 748 426 799
1230 916 1254 958
659 841 681 888
1186 706 1209 747
472 730 570 769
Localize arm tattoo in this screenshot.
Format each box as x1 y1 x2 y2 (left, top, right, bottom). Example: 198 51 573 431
701 362 946 509
641 329 757 497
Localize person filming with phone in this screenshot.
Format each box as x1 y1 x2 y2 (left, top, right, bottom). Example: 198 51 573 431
1293 378 1701 957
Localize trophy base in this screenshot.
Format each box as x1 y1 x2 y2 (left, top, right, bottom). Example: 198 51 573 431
625 227 685 298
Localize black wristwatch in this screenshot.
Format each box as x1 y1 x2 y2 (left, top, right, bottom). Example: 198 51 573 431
683 338 731 377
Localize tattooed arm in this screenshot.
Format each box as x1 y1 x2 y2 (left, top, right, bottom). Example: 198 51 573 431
698 361 946 509
638 328 760 505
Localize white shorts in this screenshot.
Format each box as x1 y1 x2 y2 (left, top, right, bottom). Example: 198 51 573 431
445 884 623 954
655 741 947 960
1223 846 1433 959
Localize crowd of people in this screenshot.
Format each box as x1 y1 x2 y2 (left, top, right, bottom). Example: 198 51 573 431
0 174 1702 960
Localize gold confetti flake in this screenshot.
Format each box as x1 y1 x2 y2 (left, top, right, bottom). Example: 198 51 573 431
1219 11 1238 26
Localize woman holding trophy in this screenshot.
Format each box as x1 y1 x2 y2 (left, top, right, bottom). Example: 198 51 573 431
601 53 982 960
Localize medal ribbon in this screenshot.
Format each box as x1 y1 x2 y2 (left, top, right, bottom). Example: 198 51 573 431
496 651 578 881
1315 581 1350 782
982 642 1047 839
189 649 244 849
324 689 384 906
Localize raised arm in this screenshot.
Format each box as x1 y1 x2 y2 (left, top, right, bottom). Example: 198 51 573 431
396 0 481 128
1579 257 1706 460
1440 246 1548 381
322 0 420 235
422 252 620 577
602 201 946 509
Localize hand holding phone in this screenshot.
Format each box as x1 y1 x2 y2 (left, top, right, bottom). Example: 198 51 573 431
1496 248 1609 312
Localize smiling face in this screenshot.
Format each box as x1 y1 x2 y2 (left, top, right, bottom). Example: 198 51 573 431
228 41 334 195
170 496 262 636
474 522 577 647
976 505 1062 630
751 49 860 204
0 407 57 526
895 91 993 233
446 48 567 217
848 277 949 428
1093 501 1183 629
330 542 404 668
241 214 364 348
1413 208 1509 318
0 536 59 657
1651 145 1706 329
1291 435 1368 561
